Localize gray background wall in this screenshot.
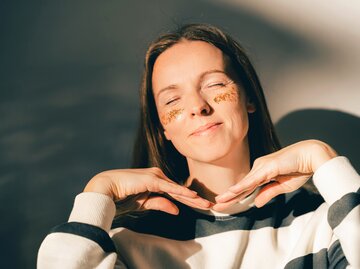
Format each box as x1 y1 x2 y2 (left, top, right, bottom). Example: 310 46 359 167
1 1 359 268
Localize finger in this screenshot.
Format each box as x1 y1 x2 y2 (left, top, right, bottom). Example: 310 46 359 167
171 193 213 209
170 193 213 209
149 180 198 198
151 169 198 195
254 173 312 208
115 192 150 215
215 190 239 203
216 167 276 203
213 188 256 211
141 196 179 215
230 168 276 194
215 178 263 203
212 199 238 212
215 170 260 203
254 181 284 208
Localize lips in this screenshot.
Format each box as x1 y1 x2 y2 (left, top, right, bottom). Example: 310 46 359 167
191 122 222 136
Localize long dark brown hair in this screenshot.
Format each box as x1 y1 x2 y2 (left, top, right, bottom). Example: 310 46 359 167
132 23 281 184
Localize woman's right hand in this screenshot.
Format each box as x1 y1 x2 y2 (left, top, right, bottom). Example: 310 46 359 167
84 167 212 215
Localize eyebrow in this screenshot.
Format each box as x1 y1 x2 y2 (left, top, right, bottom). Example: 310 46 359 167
156 69 228 98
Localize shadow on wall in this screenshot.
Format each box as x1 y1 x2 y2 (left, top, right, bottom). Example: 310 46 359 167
0 1 348 268
275 109 360 172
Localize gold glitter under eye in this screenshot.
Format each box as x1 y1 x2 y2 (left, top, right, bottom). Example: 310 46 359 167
213 90 237 104
161 108 184 125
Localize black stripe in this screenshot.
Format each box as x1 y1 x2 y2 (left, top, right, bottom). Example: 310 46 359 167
284 240 348 269
328 188 360 229
328 240 349 269
112 188 324 240
50 222 116 253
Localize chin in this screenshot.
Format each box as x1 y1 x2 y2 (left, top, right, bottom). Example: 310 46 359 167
186 147 232 164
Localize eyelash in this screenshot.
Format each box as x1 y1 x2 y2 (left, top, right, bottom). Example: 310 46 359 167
165 97 179 105
207 82 227 88
163 81 231 105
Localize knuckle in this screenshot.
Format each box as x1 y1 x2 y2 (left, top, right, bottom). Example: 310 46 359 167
253 157 265 167
267 161 279 177
268 160 278 170
94 170 110 178
147 179 160 192
253 158 261 166
151 166 160 171
149 166 162 175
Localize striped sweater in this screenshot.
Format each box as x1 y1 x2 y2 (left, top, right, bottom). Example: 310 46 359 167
38 157 360 268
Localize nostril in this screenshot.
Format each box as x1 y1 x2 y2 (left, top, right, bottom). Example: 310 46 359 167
201 107 209 115
190 99 211 117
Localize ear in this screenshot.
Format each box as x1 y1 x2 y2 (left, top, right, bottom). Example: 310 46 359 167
246 101 256 113
164 129 171 140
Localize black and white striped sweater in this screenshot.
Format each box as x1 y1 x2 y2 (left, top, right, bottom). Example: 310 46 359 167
38 157 360 268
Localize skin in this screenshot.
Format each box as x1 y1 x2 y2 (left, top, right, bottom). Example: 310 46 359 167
84 40 337 214
160 108 184 125
213 84 238 104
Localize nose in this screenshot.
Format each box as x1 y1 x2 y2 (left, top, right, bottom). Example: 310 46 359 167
189 92 211 117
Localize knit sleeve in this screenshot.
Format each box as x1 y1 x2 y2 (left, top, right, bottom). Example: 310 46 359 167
37 192 127 269
312 156 360 268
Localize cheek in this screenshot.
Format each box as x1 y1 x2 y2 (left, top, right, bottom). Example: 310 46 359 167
214 87 249 136
232 103 250 138
160 108 185 126
213 85 238 104
160 108 187 151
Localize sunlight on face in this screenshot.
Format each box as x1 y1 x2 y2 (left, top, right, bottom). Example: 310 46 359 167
152 40 252 163
160 108 185 125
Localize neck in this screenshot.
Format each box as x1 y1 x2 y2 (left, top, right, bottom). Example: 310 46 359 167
185 139 251 203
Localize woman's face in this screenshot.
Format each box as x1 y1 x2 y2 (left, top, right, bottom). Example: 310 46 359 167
152 40 254 163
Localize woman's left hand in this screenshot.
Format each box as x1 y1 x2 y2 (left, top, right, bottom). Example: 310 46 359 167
214 139 338 210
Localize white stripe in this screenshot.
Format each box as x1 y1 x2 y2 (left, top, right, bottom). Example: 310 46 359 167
333 205 360 268
110 205 332 268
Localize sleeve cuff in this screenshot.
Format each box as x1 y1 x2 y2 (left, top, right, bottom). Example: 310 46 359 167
68 192 116 232
313 156 360 205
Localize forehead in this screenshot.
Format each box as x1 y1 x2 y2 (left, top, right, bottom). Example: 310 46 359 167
152 41 226 92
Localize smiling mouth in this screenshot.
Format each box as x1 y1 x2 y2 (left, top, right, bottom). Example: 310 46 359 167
191 123 222 136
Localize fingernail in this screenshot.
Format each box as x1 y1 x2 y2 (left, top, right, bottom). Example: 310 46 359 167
174 207 180 214
215 192 230 202
229 185 238 192
202 200 210 205
202 200 212 207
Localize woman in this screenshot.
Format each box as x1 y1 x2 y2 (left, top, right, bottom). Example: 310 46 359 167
38 24 360 268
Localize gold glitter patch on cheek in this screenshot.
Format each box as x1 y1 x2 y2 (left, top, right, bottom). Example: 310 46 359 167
160 108 184 125
213 88 238 104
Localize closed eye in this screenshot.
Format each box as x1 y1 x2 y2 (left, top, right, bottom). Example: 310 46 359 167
165 98 180 105
208 82 226 88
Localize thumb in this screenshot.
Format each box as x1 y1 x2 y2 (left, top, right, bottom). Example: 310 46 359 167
141 196 179 215
254 182 285 208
